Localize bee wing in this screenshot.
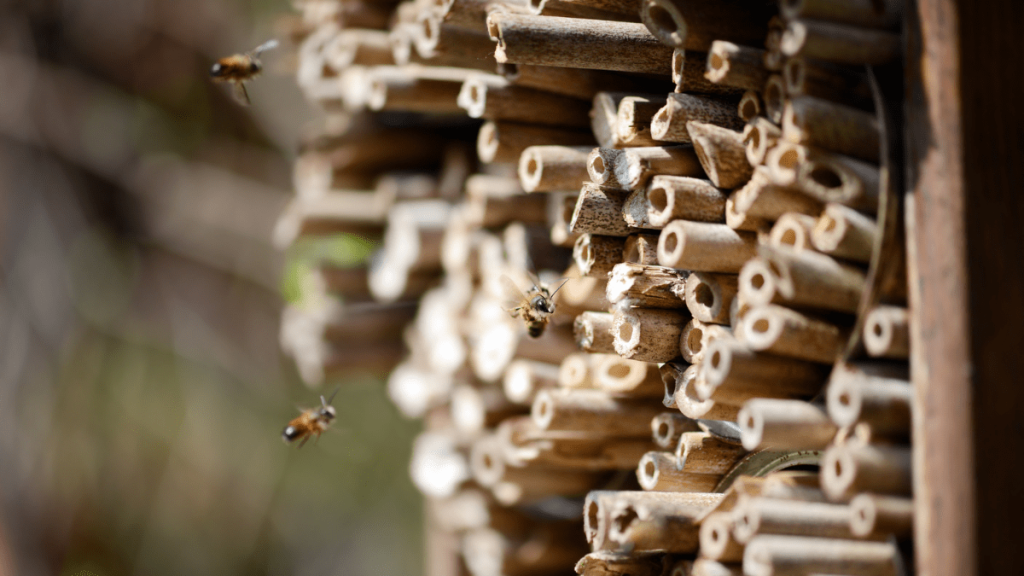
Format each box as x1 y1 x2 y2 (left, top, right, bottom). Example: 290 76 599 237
499 274 528 316
232 81 251 106
252 39 280 56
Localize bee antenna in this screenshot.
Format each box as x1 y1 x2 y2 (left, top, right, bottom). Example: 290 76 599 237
548 278 571 298
324 387 340 406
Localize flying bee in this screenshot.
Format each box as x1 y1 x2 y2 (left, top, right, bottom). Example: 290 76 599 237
500 273 569 338
210 39 279 105
282 389 338 448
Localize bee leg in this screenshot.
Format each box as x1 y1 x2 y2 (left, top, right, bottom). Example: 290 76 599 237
233 81 251 106
298 435 310 449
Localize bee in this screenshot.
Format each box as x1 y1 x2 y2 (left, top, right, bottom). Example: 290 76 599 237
210 39 279 105
500 273 569 338
282 389 338 448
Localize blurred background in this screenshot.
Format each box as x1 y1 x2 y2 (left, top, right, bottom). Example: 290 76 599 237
0 1 423 575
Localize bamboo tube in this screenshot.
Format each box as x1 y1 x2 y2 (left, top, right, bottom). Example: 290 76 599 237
675 364 741 421
416 15 498 69
673 48 745 96
430 489 532 535
531 0 645 19
608 489 716 551
462 526 588 576
743 118 782 167
739 246 866 313
557 352 602 388
725 190 769 233
613 307 690 363
687 121 753 189
498 416 655 469
499 62 659 100
732 497 860 543
586 491 726 551
574 234 627 277
738 90 762 122
821 443 912 500
606 263 688 308
744 535 899 576
518 145 593 192
676 431 747 474
849 494 913 539
645 175 728 227
740 303 847 363
651 93 744 144
700 512 744 562
470 434 601 490
658 220 758 273
622 192 658 230
592 92 629 149
660 361 690 408
782 96 881 162
862 305 909 359
826 362 911 438
488 13 674 74
704 41 769 92
679 318 707 364
478 120 593 164
616 146 705 190
576 551 668 576
767 144 880 213
639 0 774 50
571 184 633 236
622 232 661 264
575 311 617 354
811 203 878 263
587 147 626 187
410 430 471 498
692 559 743 576
762 75 786 124
438 0 513 31
731 168 823 221
503 359 561 404
780 0 905 28
783 56 873 110
389 23 422 66
684 272 737 325
558 268 612 311
325 29 394 70
532 388 665 435
737 398 837 450
618 95 671 147
366 65 468 113
701 338 828 402
458 76 592 127
762 15 786 71
769 213 817 251
452 384 526 435
637 450 721 492
653 412 700 449
465 184 548 229
593 356 664 397
781 18 901 65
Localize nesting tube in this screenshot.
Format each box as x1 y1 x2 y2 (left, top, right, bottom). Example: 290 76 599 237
518 145 595 192
645 175 728 227
651 93 744 143
658 220 758 273
684 272 738 325
737 398 837 450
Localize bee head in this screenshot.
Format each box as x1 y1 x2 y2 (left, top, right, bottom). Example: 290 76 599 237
319 405 336 421
532 295 553 315
209 62 223 77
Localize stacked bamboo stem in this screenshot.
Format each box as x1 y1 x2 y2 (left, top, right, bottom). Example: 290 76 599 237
278 0 912 574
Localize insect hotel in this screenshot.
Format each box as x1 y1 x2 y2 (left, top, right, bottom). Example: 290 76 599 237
277 0 1019 575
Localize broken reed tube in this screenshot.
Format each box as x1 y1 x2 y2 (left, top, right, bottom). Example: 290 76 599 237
811 203 878 263
605 263 688 309
622 232 661 264
585 491 723 552
849 494 914 539
821 442 912 500
704 41 769 92
743 535 900 576
618 95 670 147
658 220 758 273
781 18 901 65
650 93 744 143
574 233 627 276
660 361 689 407
592 92 647 149
676 432 748 475
576 551 668 576
826 363 911 439
684 272 737 325
587 147 626 187
783 96 881 162
700 512 745 562
673 48 744 96
639 0 774 50
570 184 632 236
615 146 705 190
862 305 910 359
739 247 867 314
652 412 700 449
503 359 561 404
743 118 782 167
732 497 861 543
637 451 720 492
740 304 847 363
574 311 617 354
487 13 674 74
477 120 593 164
687 121 753 189
607 490 721 552
645 176 727 227
700 338 828 403
767 142 880 213
457 76 591 127
737 398 837 451
532 388 665 436
613 307 690 363
518 145 594 192
673 364 741 421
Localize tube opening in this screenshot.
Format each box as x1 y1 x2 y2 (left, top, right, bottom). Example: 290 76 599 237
752 318 770 334
688 328 703 353
618 322 634 341
647 5 678 38
649 187 668 213
608 363 631 378
695 283 714 307
810 165 843 189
